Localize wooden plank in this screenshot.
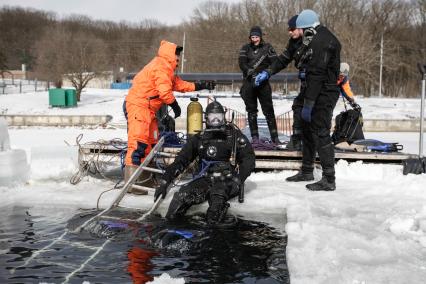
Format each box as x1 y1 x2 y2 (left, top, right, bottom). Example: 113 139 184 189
79 144 415 173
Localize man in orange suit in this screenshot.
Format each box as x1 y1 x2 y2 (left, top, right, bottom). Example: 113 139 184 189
124 40 215 193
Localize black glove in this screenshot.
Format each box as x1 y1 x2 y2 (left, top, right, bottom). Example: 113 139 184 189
194 80 216 91
168 100 181 119
154 179 169 202
246 68 255 78
350 101 361 112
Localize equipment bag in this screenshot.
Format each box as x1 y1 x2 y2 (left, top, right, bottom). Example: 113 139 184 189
352 139 403 153
332 109 365 144
402 157 426 175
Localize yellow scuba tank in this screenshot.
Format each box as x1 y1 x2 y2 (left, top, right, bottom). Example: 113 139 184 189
187 95 203 137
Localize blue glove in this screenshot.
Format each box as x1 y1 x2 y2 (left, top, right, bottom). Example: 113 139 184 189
254 71 270 86
301 100 315 122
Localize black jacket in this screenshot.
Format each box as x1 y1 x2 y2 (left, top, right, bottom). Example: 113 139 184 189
163 124 256 184
238 41 277 79
301 25 341 102
267 37 303 75
268 26 341 102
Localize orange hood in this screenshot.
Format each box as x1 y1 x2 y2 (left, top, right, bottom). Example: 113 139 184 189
157 40 178 68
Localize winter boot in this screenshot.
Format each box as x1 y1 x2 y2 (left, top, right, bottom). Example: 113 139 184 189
266 114 281 144
306 177 336 191
247 112 259 140
124 165 148 195
285 134 302 151
271 136 284 145
286 164 314 182
286 170 314 182
251 135 260 144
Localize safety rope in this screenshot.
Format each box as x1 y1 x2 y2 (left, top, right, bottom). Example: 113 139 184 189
251 138 277 151
192 159 219 180
70 134 127 185
161 131 186 147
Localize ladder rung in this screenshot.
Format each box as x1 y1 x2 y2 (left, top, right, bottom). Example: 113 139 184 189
141 166 164 174
158 151 177 157
117 205 145 211
99 215 139 222
132 184 154 191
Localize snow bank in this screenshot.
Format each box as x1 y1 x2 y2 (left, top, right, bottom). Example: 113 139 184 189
0 117 30 186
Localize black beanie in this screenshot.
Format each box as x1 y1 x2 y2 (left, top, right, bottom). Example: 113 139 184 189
175 46 183 55
249 26 262 37
288 15 298 29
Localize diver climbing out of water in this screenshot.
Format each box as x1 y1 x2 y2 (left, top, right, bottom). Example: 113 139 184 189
154 100 256 225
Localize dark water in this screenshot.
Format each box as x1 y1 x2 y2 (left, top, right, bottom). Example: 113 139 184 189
0 206 289 284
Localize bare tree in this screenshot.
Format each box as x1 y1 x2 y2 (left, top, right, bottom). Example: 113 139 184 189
3 1 425 98
35 26 108 101
0 50 8 79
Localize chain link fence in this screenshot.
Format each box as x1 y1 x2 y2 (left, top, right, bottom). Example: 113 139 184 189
0 79 51 95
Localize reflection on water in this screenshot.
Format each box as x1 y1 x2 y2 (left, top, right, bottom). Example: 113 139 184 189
1 206 289 283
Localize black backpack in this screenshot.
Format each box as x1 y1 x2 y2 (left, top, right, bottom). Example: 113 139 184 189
332 109 364 144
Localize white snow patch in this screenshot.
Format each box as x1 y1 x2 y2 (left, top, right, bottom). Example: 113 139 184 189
147 273 185 284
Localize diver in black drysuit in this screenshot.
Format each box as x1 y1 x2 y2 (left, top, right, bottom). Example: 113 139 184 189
154 100 256 225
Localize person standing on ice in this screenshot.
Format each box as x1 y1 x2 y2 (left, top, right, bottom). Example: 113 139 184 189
337 62 361 111
123 40 215 194
238 26 281 144
255 15 305 151
154 100 256 225
256 9 341 191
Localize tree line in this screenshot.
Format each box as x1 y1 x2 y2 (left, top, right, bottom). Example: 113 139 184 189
0 0 425 99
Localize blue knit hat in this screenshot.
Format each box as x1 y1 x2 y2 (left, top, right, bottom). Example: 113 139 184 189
288 15 298 29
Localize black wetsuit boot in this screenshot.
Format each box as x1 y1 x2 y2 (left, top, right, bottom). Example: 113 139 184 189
247 112 259 142
286 164 314 182
306 138 336 191
306 176 336 191
285 134 302 151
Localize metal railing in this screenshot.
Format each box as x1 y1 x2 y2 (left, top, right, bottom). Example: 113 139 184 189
276 109 293 136
0 79 50 94
206 95 247 130
226 108 247 130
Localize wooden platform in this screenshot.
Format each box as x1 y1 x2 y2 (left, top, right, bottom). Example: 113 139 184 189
162 147 416 170
78 142 416 172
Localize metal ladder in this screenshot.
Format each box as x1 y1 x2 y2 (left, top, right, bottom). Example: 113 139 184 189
11 136 171 283
73 136 167 232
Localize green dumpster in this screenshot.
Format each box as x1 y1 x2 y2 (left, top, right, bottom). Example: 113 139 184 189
48 88 66 107
65 89 77 107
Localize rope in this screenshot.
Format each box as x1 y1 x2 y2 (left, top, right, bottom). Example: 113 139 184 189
251 137 277 151
70 134 127 185
192 159 219 180
61 239 111 284
10 230 68 274
161 131 186 148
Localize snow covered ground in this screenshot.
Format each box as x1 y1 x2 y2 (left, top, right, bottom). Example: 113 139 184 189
1 89 426 283
0 88 425 124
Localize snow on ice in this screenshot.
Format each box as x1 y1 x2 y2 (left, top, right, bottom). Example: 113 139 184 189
1 89 426 283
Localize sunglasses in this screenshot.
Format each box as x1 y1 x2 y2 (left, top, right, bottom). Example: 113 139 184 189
288 27 296 32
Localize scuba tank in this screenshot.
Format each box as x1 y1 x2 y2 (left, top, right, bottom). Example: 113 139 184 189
187 95 203 137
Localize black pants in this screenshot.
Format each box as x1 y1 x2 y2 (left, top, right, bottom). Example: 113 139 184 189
165 176 239 223
300 85 339 182
292 94 304 135
240 80 278 140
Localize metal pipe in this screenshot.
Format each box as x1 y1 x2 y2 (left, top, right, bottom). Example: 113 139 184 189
379 33 384 98
419 63 426 157
141 166 164 174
